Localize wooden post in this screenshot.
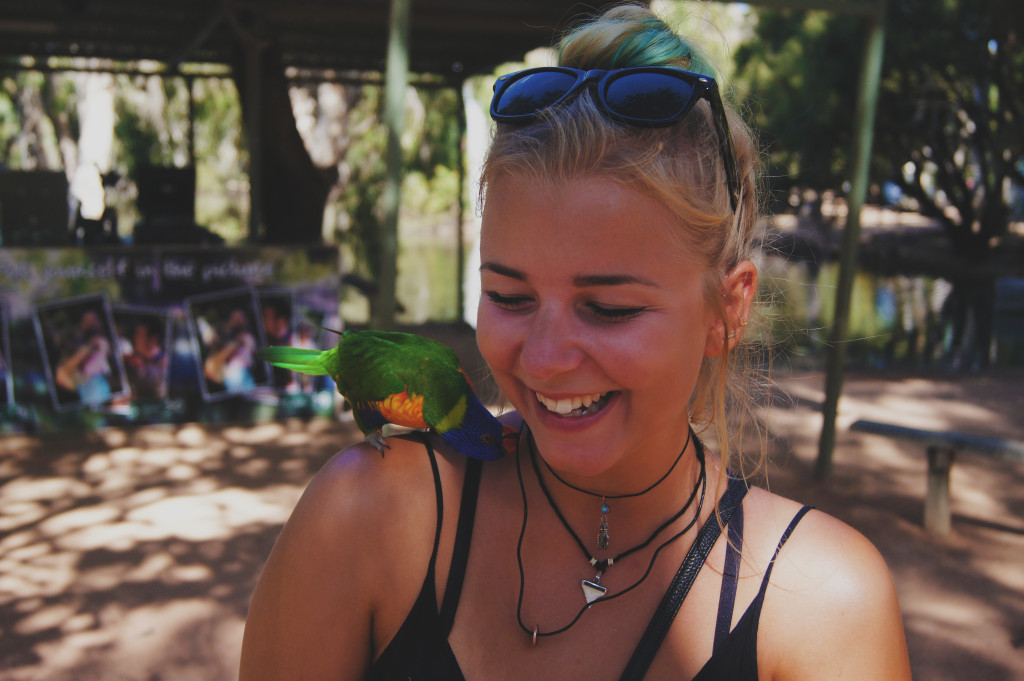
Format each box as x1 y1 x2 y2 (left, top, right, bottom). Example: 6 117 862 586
244 43 264 243
186 75 195 168
924 446 955 535
372 0 410 331
454 79 467 323
815 1 887 479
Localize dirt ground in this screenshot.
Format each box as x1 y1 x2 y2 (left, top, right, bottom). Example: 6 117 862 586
1 368 1022 681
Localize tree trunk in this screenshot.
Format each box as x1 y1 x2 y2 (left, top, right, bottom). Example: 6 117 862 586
233 44 338 244
944 273 996 371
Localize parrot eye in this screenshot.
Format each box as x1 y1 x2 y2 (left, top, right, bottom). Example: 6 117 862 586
481 433 495 445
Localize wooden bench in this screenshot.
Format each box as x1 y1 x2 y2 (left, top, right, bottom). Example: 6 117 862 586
849 419 1024 535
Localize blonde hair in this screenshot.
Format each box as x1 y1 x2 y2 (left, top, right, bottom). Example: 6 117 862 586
480 4 765 478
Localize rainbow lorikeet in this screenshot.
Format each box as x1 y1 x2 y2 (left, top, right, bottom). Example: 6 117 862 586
256 329 506 460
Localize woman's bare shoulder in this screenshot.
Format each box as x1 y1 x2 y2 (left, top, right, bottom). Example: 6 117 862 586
742 487 912 681
239 434 455 681
304 435 445 528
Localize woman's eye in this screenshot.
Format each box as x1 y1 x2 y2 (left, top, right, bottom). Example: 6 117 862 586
485 291 532 311
588 303 647 321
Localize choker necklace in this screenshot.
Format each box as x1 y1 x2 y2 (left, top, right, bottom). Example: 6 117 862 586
538 430 691 551
514 431 707 644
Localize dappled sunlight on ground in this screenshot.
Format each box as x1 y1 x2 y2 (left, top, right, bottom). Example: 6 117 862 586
0 418 360 681
762 370 1024 681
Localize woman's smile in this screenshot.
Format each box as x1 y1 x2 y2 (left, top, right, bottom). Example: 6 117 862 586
535 390 614 417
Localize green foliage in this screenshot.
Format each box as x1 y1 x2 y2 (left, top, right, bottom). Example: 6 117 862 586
192 77 248 242
112 74 191 171
413 88 462 174
0 77 18 157
335 84 463 286
337 85 387 281
734 0 1024 252
0 71 64 169
875 0 1023 258
659 0 752 85
733 10 864 203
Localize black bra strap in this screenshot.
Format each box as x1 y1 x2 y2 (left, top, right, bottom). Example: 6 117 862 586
438 456 483 634
423 434 445 576
756 505 813 600
618 474 749 681
713 501 745 653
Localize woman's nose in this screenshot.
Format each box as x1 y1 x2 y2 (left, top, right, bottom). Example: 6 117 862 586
518 309 583 382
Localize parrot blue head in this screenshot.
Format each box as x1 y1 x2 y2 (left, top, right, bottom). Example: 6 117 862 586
438 391 506 460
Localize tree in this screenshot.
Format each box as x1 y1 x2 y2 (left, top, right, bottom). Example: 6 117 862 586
227 31 340 244
734 0 1024 368
333 83 465 321
733 10 865 204
878 0 1022 261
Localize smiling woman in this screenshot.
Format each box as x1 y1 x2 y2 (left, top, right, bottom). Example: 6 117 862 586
239 5 913 681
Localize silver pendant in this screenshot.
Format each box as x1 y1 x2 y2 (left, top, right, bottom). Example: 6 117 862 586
581 579 607 604
597 500 610 550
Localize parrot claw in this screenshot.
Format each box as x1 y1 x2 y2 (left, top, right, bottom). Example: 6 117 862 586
366 430 390 457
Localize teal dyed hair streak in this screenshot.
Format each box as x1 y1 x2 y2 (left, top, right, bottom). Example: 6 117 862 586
558 14 717 78
616 21 686 66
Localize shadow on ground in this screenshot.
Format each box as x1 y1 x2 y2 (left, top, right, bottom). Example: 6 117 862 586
761 370 1024 681
1 364 1022 680
0 418 362 681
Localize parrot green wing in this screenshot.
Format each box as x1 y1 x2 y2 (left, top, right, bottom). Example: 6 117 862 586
333 330 469 430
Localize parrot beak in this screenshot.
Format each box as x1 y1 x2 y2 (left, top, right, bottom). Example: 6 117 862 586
501 424 519 454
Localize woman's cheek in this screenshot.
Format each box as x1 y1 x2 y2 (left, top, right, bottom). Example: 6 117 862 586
475 304 509 373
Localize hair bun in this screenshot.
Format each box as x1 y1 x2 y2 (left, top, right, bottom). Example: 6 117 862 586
557 4 713 76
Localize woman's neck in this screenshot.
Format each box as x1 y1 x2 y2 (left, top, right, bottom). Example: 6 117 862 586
522 429 711 558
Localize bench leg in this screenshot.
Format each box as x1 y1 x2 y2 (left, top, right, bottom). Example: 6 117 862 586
924 446 956 535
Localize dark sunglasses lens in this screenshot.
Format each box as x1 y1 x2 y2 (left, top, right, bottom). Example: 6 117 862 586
494 71 579 117
604 72 696 121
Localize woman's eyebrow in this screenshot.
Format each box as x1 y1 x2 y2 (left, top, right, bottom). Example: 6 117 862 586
572 274 659 288
480 262 526 280
481 262 657 288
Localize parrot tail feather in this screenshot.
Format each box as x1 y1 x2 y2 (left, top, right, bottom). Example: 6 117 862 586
256 346 332 376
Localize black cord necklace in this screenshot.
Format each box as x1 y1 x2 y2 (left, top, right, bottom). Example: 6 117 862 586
514 432 707 644
529 429 703 575
535 428 693 553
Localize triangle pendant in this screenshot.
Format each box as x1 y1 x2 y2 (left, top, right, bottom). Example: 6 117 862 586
581 579 607 605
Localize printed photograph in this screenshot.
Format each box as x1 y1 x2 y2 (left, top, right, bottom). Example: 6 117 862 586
0 301 12 406
186 287 269 400
112 307 172 401
258 288 297 391
33 294 128 411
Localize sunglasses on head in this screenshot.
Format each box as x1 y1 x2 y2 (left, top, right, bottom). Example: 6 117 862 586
490 66 740 212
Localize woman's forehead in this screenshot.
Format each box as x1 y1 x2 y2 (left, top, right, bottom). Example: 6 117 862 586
482 175 691 256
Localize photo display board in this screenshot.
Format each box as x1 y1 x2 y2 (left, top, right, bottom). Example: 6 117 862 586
0 246 341 432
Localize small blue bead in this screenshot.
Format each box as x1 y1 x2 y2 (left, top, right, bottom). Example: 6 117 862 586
601 503 610 513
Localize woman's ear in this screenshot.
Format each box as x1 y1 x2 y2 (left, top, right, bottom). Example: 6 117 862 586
704 261 758 357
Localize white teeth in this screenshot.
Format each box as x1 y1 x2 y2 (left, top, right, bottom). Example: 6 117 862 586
537 392 607 415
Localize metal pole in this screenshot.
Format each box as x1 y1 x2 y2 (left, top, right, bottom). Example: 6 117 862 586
372 0 410 331
815 1 887 479
455 80 467 322
186 75 195 167
245 44 263 243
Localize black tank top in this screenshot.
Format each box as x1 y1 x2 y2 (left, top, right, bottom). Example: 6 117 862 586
369 437 811 681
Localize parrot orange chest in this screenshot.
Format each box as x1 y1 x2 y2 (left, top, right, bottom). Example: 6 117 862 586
366 388 429 429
